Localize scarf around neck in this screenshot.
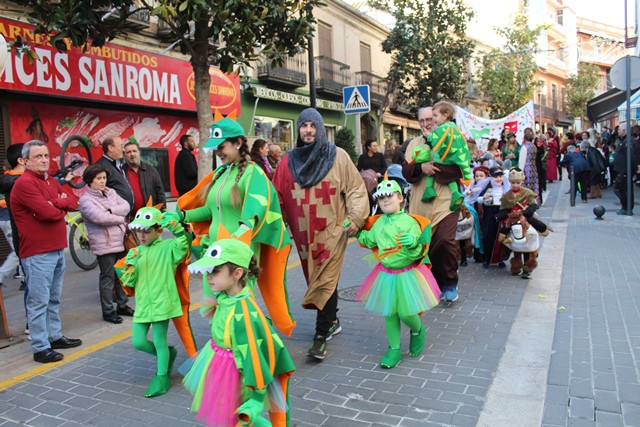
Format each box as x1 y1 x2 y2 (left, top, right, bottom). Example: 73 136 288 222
288 108 337 188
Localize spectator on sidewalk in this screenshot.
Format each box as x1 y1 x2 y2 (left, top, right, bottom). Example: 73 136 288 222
249 138 273 180
123 141 166 214
11 140 82 363
96 136 134 214
612 125 640 215
79 164 135 324
560 145 591 204
174 134 198 196
267 143 282 170
273 107 369 361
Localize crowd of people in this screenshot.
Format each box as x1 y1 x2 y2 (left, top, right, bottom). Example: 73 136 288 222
1 103 639 426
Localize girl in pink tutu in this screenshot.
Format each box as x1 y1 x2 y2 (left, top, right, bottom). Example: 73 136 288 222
183 238 294 427
352 177 441 369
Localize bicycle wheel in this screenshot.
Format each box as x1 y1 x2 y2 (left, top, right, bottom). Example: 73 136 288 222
69 218 98 271
60 135 93 189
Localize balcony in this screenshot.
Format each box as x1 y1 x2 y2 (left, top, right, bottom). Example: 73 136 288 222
258 53 307 88
156 19 174 41
97 5 150 31
314 56 351 98
354 71 386 106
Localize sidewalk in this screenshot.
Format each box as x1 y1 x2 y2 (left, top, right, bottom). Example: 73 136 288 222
0 178 638 426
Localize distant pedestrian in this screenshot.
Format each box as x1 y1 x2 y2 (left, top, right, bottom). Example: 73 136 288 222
249 138 273 180
174 134 198 195
267 143 282 170
123 141 166 214
96 136 134 215
353 178 440 369
545 128 559 182
560 145 591 204
612 125 640 215
11 140 82 363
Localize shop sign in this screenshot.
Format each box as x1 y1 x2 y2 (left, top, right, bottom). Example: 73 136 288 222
253 86 343 111
0 17 240 114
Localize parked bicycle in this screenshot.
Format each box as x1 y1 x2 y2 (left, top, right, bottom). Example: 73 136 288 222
58 135 97 271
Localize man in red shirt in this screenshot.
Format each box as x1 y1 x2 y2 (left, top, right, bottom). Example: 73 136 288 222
11 140 82 363
123 141 166 215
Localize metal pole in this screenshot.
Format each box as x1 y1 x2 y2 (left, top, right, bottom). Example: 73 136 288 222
355 113 362 155
306 5 316 109
625 54 632 214
570 166 576 207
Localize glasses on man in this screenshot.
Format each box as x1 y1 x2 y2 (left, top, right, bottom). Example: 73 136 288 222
419 118 434 124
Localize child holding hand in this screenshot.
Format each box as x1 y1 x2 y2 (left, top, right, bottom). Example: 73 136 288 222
352 177 441 369
116 205 188 397
183 238 294 427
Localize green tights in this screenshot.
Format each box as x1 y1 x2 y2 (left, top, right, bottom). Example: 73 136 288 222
385 313 421 349
132 320 170 375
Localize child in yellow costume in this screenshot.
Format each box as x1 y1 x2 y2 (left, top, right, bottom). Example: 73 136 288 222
410 101 472 211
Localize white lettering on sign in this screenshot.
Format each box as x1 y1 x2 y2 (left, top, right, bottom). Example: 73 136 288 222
253 86 343 111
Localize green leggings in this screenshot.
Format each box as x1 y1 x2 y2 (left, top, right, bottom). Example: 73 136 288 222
132 320 170 375
385 313 421 349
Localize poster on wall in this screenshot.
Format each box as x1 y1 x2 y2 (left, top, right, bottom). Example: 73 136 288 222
8 100 199 196
455 101 536 151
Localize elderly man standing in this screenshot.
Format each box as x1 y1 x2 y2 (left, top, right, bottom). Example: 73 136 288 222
123 141 166 214
402 106 466 302
96 136 134 214
273 108 369 361
267 143 282 170
11 140 82 363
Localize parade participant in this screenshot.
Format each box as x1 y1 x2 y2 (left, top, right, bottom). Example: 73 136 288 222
352 178 440 368
479 167 510 269
273 107 369 360
178 112 295 338
402 106 464 302
117 206 188 397
183 237 295 427
409 101 471 211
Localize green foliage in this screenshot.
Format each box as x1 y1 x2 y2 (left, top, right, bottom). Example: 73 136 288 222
370 0 475 113
335 127 358 164
476 14 547 118
565 63 600 121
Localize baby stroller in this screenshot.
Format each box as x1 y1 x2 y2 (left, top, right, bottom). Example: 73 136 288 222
371 164 412 214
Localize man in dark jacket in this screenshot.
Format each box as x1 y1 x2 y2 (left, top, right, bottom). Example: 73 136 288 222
123 141 166 214
174 134 198 195
613 126 640 215
0 143 25 290
96 136 134 215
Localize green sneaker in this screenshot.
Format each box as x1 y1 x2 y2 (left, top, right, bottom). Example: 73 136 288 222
421 187 437 203
409 325 425 356
380 347 402 368
449 191 464 212
325 319 342 341
308 334 327 360
144 374 172 397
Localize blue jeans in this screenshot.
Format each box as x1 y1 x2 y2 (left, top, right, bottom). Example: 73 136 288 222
22 250 66 352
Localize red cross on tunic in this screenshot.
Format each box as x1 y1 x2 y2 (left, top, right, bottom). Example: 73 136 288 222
315 180 337 205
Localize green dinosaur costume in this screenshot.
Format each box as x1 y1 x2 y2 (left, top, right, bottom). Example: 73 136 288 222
412 121 472 211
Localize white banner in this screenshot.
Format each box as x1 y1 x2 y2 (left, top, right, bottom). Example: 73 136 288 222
455 101 536 151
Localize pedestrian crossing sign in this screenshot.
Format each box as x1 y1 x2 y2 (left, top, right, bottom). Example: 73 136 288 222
343 85 371 114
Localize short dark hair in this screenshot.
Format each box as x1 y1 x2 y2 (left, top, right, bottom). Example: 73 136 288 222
566 131 575 140
179 134 191 148
82 164 109 185
250 138 268 158
102 136 116 154
364 138 377 151
6 143 24 168
124 140 139 149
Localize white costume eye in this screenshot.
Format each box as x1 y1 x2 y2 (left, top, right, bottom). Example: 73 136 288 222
376 183 383 192
212 128 222 139
384 182 393 189
143 212 153 221
206 244 223 259
134 212 142 220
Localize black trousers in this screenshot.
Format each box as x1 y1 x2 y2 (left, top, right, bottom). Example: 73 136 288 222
614 174 635 211
574 171 590 201
315 288 338 337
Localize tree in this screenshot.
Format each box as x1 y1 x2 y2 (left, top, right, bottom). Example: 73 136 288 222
476 14 546 118
369 0 475 125
15 0 320 175
335 127 358 164
565 63 600 123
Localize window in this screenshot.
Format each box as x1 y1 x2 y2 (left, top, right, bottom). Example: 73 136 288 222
140 147 170 194
556 10 563 26
253 117 294 151
551 84 558 110
318 22 332 57
360 42 371 72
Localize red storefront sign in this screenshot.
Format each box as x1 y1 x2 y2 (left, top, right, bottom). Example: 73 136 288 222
0 17 240 114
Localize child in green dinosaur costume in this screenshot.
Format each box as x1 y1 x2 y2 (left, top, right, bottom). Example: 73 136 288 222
116 206 188 397
410 101 472 211
183 237 295 427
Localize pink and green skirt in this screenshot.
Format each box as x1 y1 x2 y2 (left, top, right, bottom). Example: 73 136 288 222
356 263 441 316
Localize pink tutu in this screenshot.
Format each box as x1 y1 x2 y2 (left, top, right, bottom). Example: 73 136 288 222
356 263 441 316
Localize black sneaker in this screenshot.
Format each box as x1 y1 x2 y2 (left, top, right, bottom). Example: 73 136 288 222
325 319 342 341
308 334 327 360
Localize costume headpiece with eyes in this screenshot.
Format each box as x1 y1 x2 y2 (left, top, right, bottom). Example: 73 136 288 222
129 198 164 230
187 238 253 275
373 175 402 200
204 110 244 153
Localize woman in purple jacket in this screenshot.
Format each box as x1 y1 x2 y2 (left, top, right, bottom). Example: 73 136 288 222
79 164 135 324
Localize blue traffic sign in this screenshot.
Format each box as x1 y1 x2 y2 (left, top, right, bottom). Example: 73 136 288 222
343 85 370 114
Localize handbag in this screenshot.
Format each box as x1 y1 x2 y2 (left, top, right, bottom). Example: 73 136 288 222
123 228 139 250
